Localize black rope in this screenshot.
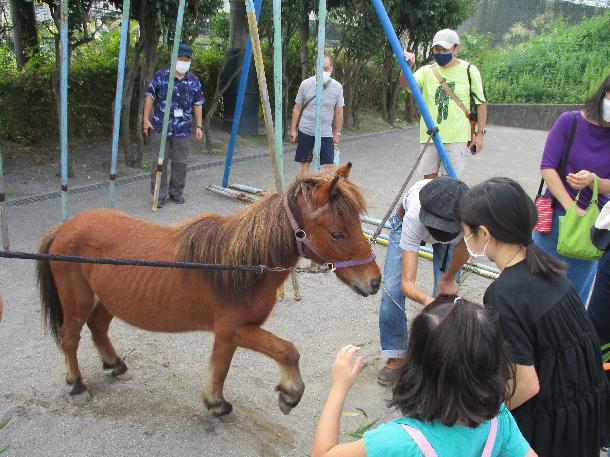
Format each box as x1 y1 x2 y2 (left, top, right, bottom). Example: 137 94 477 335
0 250 266 274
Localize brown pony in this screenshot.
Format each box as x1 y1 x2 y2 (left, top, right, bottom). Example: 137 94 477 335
37 164 380 416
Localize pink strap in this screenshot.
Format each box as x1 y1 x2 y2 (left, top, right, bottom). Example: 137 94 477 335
482 417 498 457
399 417 498 457
399 424 438 457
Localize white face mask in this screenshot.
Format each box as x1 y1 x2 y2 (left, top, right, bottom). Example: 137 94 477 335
603 98 610 123
175 60 191 74
464 233 489 259
322 71 332 84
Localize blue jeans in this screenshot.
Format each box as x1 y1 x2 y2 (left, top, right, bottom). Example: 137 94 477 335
532 208 598 303
588 250 610 345
378 215 460 358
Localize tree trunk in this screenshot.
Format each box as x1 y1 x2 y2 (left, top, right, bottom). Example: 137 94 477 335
381 44 399 125
9 0 38 70
298 6 309 80
229 0 248 49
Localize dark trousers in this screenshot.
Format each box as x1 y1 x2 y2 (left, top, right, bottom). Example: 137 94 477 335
149 132 190 200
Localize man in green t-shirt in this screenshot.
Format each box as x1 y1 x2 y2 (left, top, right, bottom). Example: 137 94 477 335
401 29 487 179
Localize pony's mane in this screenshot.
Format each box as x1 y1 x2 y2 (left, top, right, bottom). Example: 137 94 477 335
175 173 366 303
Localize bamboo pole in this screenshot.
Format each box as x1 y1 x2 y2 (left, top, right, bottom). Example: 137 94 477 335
244 0 301 300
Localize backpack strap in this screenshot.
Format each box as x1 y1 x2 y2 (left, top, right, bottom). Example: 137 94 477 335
430 64 470 119
481 417 498 457
538 111 578 194
467 63 486 104
399 424 439 457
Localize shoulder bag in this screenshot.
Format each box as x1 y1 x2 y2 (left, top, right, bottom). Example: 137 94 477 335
557 173 603 260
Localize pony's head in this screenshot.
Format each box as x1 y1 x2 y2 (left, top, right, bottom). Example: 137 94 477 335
290 163 381 296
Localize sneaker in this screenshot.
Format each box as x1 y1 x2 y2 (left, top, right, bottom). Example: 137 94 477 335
377 359 402 386
170 194 185 204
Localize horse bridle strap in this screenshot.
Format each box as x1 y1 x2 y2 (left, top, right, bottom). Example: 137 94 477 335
282 193 376 270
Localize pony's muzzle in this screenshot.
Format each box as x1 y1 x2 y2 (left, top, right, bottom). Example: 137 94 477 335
351 275 381 297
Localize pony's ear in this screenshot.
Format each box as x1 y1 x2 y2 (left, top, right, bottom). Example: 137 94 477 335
315 175 341 206
336 162 352 179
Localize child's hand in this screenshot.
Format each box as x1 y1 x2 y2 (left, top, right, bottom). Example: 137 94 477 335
331 345 364 393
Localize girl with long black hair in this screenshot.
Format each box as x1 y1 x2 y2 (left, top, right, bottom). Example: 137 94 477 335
460 177 609 457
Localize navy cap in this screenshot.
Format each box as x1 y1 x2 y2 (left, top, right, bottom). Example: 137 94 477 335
178 43 193 58
419 176 469 233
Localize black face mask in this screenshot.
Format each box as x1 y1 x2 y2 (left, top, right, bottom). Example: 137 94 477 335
426 226 460 243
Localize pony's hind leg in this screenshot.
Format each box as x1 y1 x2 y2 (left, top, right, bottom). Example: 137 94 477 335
60 317 89 396
87 301 130 380
202 337 237 416
56 274 96 398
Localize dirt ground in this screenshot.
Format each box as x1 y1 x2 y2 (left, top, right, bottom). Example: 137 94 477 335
0 123 552 456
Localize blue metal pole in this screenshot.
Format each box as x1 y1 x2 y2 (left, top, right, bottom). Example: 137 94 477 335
0 145 8 250
108 0 131 208
59 0 69 220
221 0 263 188
370 0 457 178
151 0 186 211
312 0 327 173
273 0 284 182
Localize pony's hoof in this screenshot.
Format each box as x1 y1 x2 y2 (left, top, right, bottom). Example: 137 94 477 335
276 384 304 415
69 378 91 404
204 399 233 417
114 369 132 382
110 359 130 380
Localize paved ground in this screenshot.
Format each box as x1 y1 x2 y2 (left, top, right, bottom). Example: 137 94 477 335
0 125 549 456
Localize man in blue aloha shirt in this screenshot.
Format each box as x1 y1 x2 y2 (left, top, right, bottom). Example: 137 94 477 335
143 43 205 207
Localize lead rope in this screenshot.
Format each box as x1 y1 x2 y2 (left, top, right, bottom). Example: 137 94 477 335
370 128 437 244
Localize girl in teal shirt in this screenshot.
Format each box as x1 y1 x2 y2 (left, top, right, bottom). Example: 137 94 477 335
312 296 536 457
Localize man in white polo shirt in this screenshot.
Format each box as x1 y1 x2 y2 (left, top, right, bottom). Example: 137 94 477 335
377 176 470 385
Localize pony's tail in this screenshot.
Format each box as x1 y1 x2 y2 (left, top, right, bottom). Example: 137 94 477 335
37 226 63 345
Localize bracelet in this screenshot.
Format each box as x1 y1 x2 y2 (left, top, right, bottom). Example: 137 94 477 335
196 125 202 130
334 132 342 136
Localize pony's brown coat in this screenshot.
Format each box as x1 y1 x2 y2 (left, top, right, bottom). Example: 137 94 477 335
37 167 380 415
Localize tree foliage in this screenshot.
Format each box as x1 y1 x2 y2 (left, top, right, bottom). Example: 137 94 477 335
461 11 610 104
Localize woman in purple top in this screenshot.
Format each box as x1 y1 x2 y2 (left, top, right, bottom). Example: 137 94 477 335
533 74 610 302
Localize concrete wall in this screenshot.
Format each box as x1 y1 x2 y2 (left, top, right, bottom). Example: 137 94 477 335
487 104 582 131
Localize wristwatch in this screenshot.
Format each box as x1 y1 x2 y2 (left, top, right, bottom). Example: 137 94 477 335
334 131 342 136
476 128 486 135
196 125 203 130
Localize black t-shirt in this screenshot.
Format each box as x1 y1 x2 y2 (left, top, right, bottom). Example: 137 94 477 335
484 261 609 457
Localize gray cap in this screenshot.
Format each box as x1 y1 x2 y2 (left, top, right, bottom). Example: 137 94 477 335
419 176 469 233
432 29 460 49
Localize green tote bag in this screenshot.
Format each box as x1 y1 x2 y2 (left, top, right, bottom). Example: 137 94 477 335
557 175 603 261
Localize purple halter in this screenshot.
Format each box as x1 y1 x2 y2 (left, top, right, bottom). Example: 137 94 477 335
283 193 376 270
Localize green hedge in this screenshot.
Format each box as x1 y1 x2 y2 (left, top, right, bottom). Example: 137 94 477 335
0 32 225 146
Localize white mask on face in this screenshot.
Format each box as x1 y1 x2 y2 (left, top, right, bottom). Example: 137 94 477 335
464 233 489 259
175 61 191 74
322 71 332 84
603 98 610 123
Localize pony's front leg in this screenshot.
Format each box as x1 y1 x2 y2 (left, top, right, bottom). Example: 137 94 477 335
220 324 304 415
202 337 237 417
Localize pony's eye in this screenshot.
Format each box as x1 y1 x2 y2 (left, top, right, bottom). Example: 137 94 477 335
330 232 345 240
